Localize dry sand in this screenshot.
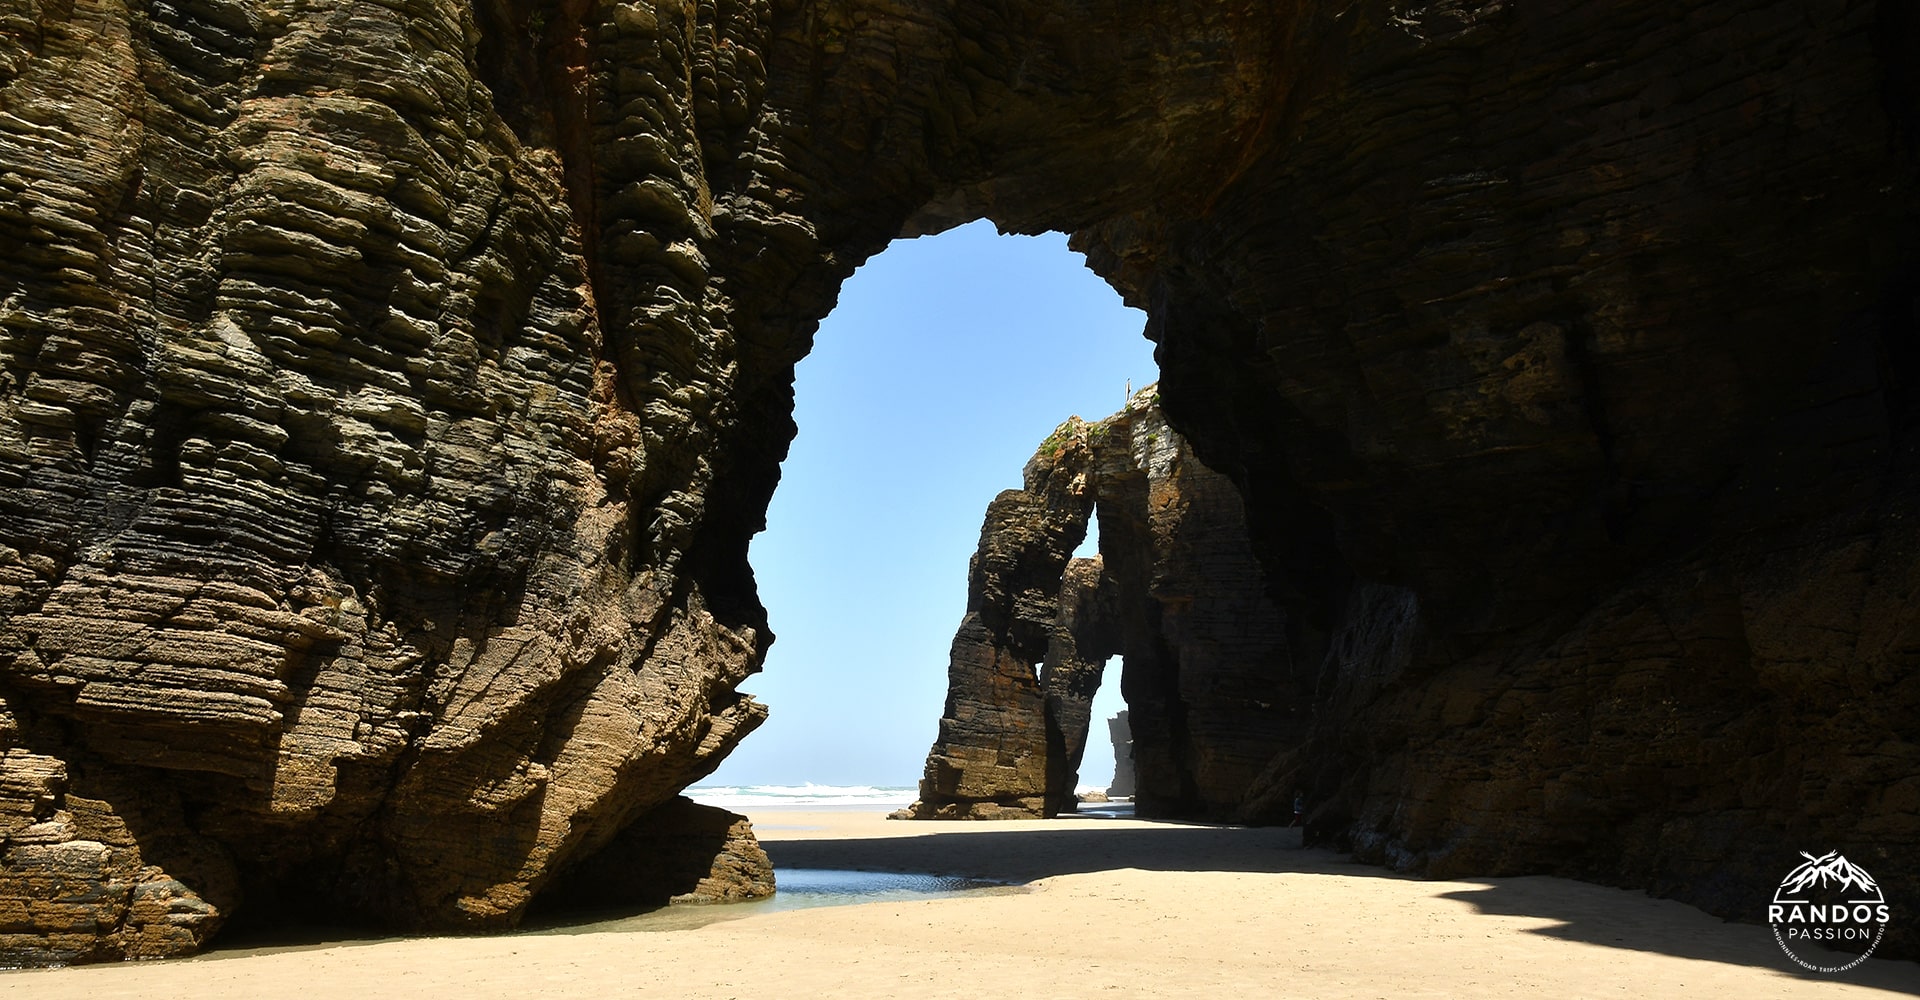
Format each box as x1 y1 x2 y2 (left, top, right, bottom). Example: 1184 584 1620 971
6 811 1916 998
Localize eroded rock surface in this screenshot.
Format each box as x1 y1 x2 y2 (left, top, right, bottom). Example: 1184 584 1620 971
1040 557 1118 814
908 391 1299 820
906 421 1095 819
1093 392 1307 819
538 796 773 908
1 0 804 959
0 0 1914 963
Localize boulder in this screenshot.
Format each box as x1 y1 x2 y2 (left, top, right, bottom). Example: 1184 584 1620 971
539 797 774 908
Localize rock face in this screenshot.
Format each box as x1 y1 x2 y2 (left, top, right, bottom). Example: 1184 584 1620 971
906 421 1096 819
0 0 1914 963
1094 394 1307 819
1040 557 1119 814
1106 711 1134 798
907 392 1299 819
538 796 773 908
0 0 799 960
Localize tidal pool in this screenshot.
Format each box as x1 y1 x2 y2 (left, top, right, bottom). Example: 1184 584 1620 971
523 868 1025 934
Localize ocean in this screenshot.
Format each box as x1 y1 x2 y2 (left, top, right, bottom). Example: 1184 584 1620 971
684 783 919 811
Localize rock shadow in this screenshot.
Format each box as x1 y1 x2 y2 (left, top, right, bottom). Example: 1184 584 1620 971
769 820 1920 990
764 820 1324 883
1435 876 1918 992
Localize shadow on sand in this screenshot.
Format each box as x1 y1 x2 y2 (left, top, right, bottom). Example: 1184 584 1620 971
762 817 1312 882
765 817 1919 993
200 815 1918 992
1433 876 1919 995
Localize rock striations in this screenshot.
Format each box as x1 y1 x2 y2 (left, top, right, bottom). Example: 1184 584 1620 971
537 796 774 909
0 0 1916 964
0 0 807 961
906 390 1300 820
906 419 1097 819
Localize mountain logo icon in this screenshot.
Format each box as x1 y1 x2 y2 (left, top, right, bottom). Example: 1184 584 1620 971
1768 851 1890 974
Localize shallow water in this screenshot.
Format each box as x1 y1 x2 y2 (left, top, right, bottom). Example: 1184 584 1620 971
522 868 1026 935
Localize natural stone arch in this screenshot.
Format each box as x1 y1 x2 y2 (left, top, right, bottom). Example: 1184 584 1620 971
0 0 1914 965
903 389 1303 821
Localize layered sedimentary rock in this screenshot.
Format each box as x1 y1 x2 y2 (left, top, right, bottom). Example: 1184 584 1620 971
0 0 1915 963
908 392 1299 819
1039 557 1118 814
1132 6 1920 958
1093 392 1308 818
1 0 805 960
538 796 773 908
906 421 1095 819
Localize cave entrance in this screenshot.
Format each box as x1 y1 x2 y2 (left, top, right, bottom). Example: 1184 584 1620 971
699 220 1157 799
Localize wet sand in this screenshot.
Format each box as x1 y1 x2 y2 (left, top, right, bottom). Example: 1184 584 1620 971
7 811 1916 998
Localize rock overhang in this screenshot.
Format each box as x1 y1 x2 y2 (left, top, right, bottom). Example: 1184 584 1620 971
0 0 1915 964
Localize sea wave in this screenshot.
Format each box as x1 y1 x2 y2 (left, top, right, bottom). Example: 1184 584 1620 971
685 783 917 810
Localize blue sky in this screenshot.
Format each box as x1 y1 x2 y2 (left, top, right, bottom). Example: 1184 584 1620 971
707 220 1155 789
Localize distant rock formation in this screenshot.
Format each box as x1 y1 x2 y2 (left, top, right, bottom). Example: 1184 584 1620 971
1106 711 1134 798
905 390 1301 819
904 421 1097 819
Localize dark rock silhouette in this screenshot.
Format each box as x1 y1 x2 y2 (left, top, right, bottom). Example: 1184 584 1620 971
1106 711 1135 799
0 0 1914 963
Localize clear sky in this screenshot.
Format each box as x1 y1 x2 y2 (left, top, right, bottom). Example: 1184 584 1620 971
706 220 1156 789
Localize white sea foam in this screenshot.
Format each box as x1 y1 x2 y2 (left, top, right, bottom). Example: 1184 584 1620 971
685 783 917 811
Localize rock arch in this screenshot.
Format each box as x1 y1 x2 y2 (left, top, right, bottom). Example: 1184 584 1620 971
0 0 1915 963
904 389 1303 821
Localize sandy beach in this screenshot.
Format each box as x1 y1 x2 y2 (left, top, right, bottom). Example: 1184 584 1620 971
5 811 1914 999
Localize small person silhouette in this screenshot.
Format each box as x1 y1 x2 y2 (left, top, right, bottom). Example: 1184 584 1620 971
1291 790 1304 827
